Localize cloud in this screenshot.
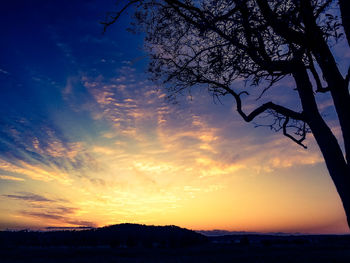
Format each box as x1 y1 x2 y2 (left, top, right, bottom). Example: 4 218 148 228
4 191 97 227
21 211 65 221
45 140 83 159
0 112 104 186
82 70 325 181
0 159 72 184
20 211 97 228
0 175 25 181
3 192 53 202
0 68 9 75
0 114 79 159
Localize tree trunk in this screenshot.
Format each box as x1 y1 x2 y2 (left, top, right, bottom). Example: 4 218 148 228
293 65 350 229
309 116 350 229
310 39 350 166
300 0 350 165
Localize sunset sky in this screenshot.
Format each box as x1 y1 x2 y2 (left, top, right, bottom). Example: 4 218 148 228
1 0 349 234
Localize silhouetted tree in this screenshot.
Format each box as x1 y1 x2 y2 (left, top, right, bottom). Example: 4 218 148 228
103 1 350 228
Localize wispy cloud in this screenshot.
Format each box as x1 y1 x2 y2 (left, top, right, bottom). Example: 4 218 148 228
20 211 97 228
3 192 53 202
0 175 24 181
0 68 9 75
0 159 72 184
3 191 96 227
82 68 325 180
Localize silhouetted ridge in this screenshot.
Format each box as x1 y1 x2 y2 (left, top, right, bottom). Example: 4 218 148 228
0 224 207 248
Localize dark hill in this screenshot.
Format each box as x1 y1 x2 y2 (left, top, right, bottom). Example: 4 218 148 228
0 223 208 248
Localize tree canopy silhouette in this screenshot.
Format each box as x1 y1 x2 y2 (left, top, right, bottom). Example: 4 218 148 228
103 0 350 228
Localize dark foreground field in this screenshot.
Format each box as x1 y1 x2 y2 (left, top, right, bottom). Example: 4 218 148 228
1 225 350 262
1 240 350 263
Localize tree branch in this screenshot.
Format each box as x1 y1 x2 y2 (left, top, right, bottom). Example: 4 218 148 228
283 116 307 149
167 0 296 75
101 0 139 33
307 52 330 93
314 0 333 19
345 65 350 89
256 0 306 44
200 78 305 122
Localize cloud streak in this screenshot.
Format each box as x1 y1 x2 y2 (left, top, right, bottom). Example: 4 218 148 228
20 211 97 228
2 191 97 228
0 68 9 75
0 175 24 181
3 192 53 202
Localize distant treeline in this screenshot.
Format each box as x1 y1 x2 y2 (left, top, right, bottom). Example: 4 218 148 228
0 224 208 248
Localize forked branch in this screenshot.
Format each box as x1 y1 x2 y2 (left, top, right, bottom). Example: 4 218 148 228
283 117 307 149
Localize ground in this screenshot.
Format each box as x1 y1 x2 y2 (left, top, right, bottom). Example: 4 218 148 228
2 235 350 263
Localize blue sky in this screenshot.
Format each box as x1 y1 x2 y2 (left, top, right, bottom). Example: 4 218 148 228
0 0 141 160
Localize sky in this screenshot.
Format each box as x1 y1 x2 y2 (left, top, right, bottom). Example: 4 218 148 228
0 0 349 234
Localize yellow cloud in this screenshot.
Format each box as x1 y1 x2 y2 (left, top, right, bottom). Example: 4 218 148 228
0 175 25 181
0 160 71 185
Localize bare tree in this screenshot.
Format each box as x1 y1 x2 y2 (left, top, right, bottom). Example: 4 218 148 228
103 0 350 228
